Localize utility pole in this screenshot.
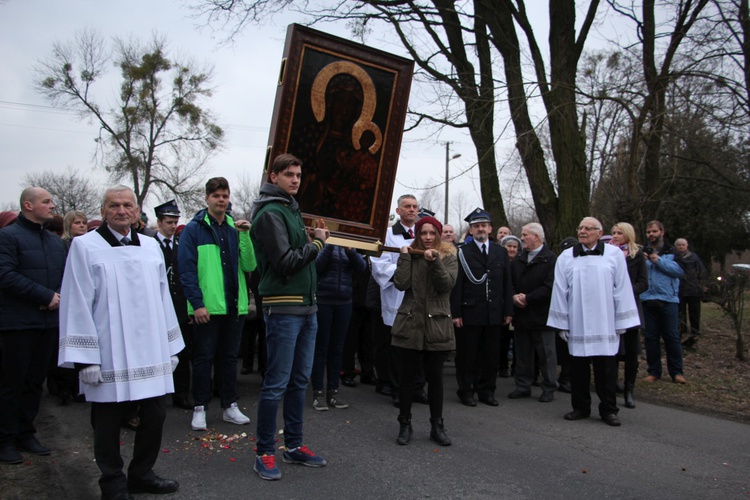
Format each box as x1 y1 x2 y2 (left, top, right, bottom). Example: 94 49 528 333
444 142 461 223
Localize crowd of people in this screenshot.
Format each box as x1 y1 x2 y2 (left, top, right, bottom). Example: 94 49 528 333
0 157 710 496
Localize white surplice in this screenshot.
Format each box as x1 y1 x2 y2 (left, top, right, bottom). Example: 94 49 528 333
58 231 184 402
547 243 640 357
371 224 410 326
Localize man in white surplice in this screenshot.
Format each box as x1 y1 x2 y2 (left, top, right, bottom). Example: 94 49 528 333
59 185 183 499
547 217 639 427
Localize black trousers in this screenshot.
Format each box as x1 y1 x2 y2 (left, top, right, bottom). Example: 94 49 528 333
679 296 702 337
569 355 618 416
341 306 375 379
0 328 57 446
514 329 558 392
93 395 167 498
397 348 447 420
172 321 192 400
454 324 499 398
373 314 399 390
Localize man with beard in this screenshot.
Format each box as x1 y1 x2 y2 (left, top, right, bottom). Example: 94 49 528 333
641 221 686 384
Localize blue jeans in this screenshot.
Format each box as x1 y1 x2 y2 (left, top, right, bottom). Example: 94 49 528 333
191 313 245 409
643 301 683 379
312 303 353 392
255 311 317 455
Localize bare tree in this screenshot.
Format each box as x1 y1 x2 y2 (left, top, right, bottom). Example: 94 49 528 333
186 0 604 246
22 167 103 219
34 29 224 210
229 173 263 220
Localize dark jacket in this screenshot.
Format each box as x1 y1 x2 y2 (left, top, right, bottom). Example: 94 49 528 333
450 241 514 326
156 234 189 323
625 249 649 327
0 213 66 331
392 250 457 351
250 183 323 308
675 251 706 297
510 244 556 330
315 245 366 305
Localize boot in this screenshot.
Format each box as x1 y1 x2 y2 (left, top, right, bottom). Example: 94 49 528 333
429 418 451 446
624 360 637 409
397 415 412 445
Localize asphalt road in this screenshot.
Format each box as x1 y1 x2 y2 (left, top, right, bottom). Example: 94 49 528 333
2 364 749 499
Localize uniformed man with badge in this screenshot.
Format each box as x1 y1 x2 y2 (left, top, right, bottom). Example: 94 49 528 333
450 208 514 407
155 200 192 410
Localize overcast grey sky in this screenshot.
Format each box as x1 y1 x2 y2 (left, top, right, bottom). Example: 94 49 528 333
1 0 493 225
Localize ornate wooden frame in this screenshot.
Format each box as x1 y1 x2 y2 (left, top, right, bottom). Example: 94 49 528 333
264 24 414 243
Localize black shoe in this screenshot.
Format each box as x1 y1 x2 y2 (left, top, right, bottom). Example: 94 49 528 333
15 436 50 456
478 395 499 406
376 385 393 397
682 335 698 348
459 394 477 407
0 444 23 464
109 489 135 500
564 410 590 421
557 380 572 393
127 476 180 494
172 395 194 410
429 418 451 446
624 390 635 409
341 376 357 388
507 389 531 399
391 393 400 408
601 414 622 426
397 415 412 446
538 391 554 403
360 374 377 385
413 390 429 405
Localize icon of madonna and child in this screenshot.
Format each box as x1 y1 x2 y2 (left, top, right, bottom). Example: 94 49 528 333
289 56 396 225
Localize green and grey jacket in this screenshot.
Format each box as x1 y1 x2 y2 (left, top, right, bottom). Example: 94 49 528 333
250 183 323 308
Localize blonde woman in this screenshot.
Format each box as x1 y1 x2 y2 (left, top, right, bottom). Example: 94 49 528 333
609 222 648 409
62 210 88 251
392 216 457 446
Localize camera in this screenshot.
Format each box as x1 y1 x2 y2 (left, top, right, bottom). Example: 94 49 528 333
643 246 655 256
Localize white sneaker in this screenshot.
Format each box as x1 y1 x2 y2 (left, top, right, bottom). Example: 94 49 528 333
223 402 250 425
192 405 207 431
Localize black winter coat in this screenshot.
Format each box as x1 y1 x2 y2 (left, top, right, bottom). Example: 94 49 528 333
510 245 556 330
0 213 67 331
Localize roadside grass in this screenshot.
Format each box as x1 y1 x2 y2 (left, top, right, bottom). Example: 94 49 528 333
630 301 750 423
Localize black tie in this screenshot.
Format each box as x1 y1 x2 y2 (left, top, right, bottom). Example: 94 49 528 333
481 243 487 256
121 236 131 246
165 238 172 252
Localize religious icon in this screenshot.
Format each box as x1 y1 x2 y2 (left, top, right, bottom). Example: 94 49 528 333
265 24 414 243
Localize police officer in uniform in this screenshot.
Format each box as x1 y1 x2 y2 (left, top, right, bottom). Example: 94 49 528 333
155 200 192 409
450 208 514 407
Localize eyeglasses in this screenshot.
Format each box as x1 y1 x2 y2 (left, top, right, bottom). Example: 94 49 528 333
577 225 601 232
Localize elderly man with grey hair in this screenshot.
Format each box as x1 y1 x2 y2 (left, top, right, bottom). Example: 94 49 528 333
508 223 558 402
59 185 183 498
547 217 640 426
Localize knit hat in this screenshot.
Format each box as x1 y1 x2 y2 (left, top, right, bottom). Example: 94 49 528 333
414 215 443 238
